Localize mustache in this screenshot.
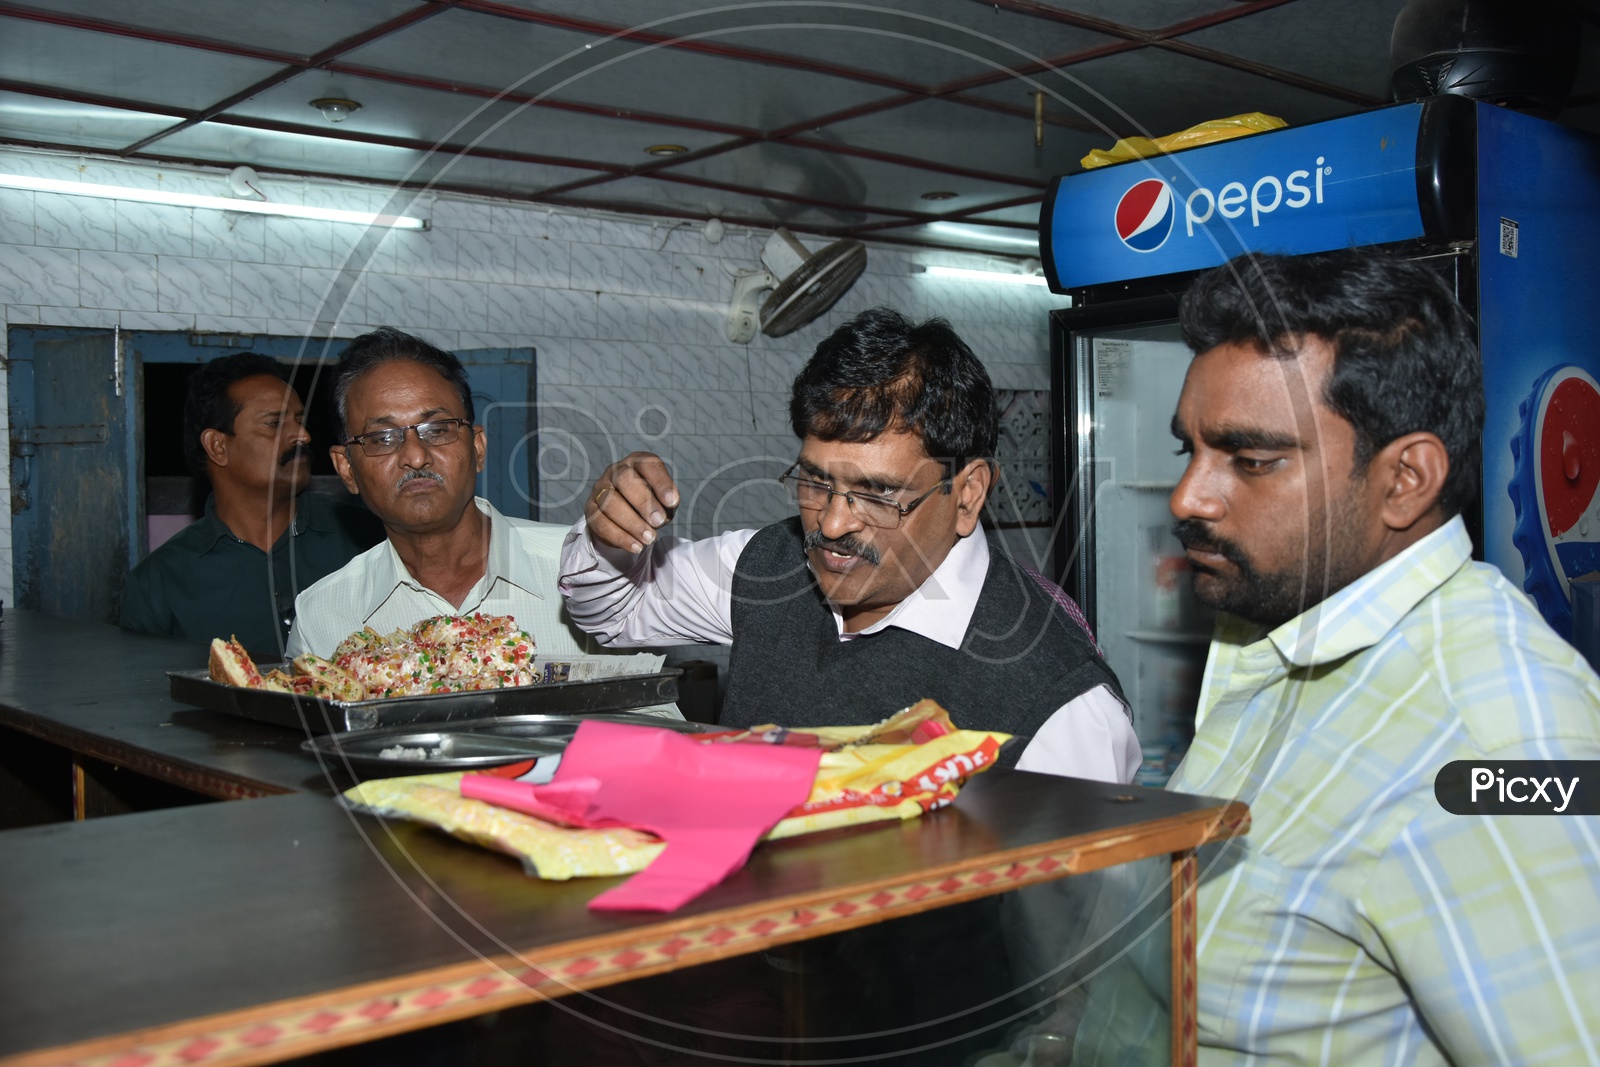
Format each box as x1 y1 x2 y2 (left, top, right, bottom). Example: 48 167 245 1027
279 442 312 467
802 528 882 566
1171 520 1247 569
396 468 445 491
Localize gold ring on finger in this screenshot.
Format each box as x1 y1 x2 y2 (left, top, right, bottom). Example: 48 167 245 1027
595 486 614 509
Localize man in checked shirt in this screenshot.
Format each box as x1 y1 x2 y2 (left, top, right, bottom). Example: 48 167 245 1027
1084 250 1600 1065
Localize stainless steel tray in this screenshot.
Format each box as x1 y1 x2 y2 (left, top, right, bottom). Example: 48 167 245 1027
168 667 681 734
301 713 710 772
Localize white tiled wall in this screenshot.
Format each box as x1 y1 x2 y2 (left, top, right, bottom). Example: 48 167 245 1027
0 148 1071 607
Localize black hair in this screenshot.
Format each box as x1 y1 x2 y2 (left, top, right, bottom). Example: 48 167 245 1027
182 353 291 480
1179 250 1484 518
790 306 998 472
332 327 474 436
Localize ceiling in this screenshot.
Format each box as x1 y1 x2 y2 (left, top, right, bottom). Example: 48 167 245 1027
2 0 1598 255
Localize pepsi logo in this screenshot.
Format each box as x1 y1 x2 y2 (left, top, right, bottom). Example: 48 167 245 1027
1115 179 1175 252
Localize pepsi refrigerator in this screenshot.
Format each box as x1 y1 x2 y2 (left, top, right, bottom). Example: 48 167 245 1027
1040 96 1600 780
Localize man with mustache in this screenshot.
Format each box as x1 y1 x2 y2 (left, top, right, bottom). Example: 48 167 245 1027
560 306 1131 779
121 353 381 656
1149 251 1600 1063
284 328 600 661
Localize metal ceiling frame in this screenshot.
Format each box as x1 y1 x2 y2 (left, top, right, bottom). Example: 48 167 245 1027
0 0 1433 251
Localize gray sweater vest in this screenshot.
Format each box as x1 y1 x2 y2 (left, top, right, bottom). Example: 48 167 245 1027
720 519 1122 768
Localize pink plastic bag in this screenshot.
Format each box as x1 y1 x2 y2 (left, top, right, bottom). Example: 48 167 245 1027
462 721 821 912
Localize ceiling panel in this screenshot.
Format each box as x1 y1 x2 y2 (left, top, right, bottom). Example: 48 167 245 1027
153 122 606 193
0 17 287 113
583 2 1120 87
548 174 896 233
0 0 428 58
963 46 1362 155
959 203 1045 226
662 140 1039 220
813 96 1102 185
1181 0 1409 98
1007 1 1245 32
341 7 894 135
0 91 179 152
221 70 731 170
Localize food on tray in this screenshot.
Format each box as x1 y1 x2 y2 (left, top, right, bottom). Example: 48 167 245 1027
291 655 367 701
378 745 440 761
205 613 539 700
208 636 265 689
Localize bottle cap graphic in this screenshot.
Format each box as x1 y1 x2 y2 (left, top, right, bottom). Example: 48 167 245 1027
1509 363 1600 638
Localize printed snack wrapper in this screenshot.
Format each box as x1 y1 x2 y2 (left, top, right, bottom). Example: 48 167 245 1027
342 699 1009 882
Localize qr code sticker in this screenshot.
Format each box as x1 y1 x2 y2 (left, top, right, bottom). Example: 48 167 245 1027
1500 217 1519 258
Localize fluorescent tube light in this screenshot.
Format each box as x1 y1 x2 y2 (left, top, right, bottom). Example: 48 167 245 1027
921 265 1049 286
0 173 427 230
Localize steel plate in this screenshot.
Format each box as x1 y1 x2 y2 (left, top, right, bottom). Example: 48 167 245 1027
302 712 711 772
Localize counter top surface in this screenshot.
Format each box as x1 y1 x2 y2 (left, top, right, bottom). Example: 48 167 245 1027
0 612 391 796
0 762 1246 1062
0 611 1249 1066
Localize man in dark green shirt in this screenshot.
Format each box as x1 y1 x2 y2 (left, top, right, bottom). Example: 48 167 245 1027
120 354 380 658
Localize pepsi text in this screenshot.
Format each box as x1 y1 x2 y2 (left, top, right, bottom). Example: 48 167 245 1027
1184 157 1328 235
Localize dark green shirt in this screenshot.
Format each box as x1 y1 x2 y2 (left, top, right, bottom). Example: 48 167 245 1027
119 493 383 659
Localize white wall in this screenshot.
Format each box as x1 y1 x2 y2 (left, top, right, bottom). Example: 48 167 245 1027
0 148 1070 609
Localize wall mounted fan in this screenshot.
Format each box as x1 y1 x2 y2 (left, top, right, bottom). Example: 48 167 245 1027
726 228 868 343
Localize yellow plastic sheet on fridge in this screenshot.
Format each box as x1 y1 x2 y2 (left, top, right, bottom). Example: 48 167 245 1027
1081 112 1287 170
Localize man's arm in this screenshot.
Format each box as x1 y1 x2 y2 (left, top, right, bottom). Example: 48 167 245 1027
1013 685 1140 784
558 517 753 647
1363 740 1600 1066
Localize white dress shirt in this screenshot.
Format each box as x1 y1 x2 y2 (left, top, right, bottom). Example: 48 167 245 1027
286 498 602 660
559 519 1139 783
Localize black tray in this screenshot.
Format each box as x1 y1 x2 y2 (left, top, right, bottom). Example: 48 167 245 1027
168 667 681 734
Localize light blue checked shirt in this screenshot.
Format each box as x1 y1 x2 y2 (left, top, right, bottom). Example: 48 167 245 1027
1169 516 1600 1066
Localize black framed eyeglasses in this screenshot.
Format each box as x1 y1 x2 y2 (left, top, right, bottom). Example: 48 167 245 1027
342 418 471 457
778 463 950 530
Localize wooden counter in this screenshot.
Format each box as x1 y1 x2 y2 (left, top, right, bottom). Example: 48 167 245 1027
0 764 1247 1067
0 611 1250 1065
0 612 372 815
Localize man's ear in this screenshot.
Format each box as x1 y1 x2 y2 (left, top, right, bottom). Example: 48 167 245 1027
1374 431 1448 531
472 424 487 475
953 459 993 538
330 445 360 496
200 428 228 469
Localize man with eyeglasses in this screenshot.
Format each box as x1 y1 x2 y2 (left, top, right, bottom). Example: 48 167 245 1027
284 327 599 661
560 306 1134 781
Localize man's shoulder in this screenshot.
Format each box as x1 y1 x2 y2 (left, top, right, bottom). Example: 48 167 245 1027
1400 559 1600 748
733 519 803 569
128 518 222 577
300 494 384 549
498 514 580 558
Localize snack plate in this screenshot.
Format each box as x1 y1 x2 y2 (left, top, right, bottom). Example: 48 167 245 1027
167 667 682 734
302 713 713 772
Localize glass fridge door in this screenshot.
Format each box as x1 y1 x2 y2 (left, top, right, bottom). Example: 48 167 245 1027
1065 321 1214 784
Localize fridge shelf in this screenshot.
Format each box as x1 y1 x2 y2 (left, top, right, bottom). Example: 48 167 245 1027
1126 629 1212 646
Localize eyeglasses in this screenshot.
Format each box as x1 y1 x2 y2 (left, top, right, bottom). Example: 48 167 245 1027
778 463 950 530
342 418 471 457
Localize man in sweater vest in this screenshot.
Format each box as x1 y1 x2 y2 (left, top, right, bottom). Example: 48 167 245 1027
560 306 1134 781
